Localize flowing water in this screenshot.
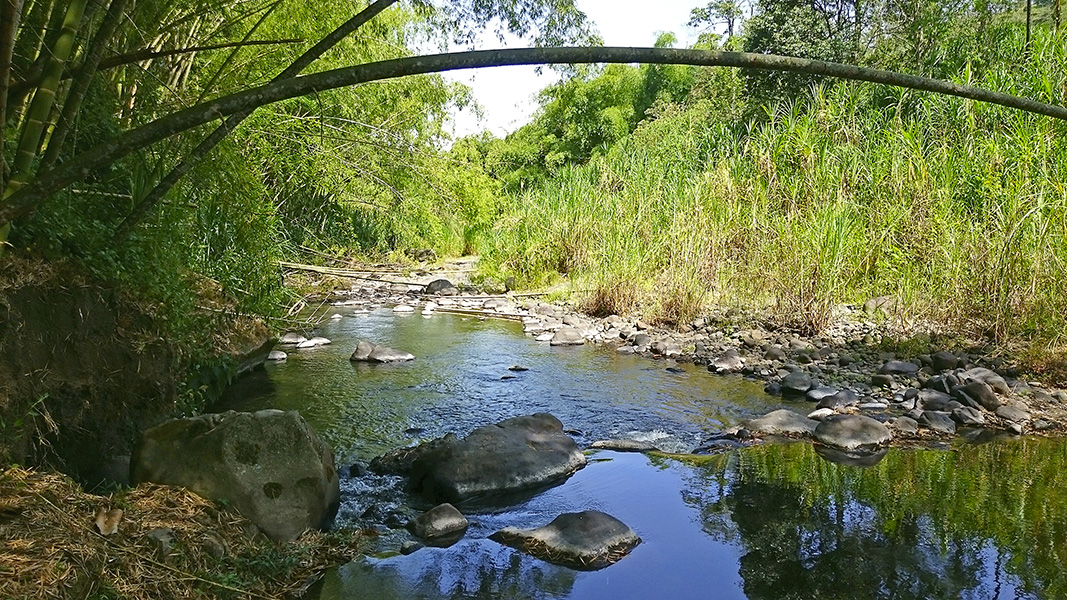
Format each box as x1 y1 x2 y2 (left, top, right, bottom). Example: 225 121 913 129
217 308 1067 600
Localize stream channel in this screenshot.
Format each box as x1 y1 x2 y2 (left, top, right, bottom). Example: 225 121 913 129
216 307 1067 599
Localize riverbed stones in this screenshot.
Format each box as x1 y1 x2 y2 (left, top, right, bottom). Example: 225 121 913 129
489 511 641 570
350 340 374 361
805 386 838 403
952 381 1001 411
871 373 895 388
764 346 788 362
931 351 959 371
407 413 587 503
349 340 414 362
817 389 859 409
780 372 813 396
131 410 340 542
745 409 818 437
889 416 920 434
919 411 957 435
266 350 287 361
960 367 1010 395
407 503 468 542
880 360 920 375
278 333 307 345
918 389 954 411
995 405 1031 423
952 406 986 427
710 349 744 373
813 414 892 452
550 327 585 346
296 336 331 348
425 279 458 295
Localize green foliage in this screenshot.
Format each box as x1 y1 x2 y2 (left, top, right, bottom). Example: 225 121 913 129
480 25 1067 342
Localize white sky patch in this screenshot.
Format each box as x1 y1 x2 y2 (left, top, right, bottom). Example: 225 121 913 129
445 0 703 139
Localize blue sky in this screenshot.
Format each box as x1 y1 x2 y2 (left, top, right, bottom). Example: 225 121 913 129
445 0 704 138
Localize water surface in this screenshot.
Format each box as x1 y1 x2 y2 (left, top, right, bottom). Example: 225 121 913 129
217 308 1067 599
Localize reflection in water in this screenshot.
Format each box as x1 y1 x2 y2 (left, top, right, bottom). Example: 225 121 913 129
218 310 1067 599
685 440 1065 600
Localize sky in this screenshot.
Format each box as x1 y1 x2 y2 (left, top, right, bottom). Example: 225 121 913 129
444 0 704 139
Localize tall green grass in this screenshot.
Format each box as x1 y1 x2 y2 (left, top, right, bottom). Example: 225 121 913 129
482 29 1067 347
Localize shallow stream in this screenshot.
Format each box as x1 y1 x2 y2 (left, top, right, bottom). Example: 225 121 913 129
217 308 1067 599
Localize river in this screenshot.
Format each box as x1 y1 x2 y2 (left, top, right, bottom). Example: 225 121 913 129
216 307 1067 599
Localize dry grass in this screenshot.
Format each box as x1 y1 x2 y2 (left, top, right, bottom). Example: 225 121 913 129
0 467 365 600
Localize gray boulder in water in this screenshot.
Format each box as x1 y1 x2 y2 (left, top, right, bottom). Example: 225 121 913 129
368 345 415 362
407 503 468 542
489 510 641 570
408 413 586 503
349 340 415 362
813 414 892 452
131 410 339 542
744 409 818 437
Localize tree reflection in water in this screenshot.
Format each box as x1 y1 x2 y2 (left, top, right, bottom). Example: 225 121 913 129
683 438 1067 599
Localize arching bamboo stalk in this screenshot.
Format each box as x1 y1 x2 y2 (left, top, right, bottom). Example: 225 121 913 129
5 46 1067 231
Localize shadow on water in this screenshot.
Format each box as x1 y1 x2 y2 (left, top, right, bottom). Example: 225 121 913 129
216 309 1067 599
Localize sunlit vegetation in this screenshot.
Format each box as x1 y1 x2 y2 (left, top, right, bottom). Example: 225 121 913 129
470 3 1066 353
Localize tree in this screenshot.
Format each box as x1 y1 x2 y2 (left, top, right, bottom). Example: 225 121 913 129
1 0 597 248
4 3 1067 245
689 0 746 38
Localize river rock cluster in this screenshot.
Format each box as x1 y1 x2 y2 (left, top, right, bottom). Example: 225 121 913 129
312 277 1066 447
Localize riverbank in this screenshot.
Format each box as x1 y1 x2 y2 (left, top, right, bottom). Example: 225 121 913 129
292 263 1067 451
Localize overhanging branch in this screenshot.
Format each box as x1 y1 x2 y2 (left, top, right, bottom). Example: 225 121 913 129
4 46 1066 225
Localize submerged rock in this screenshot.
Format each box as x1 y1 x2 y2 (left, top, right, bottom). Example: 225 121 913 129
489 510 641 570
131 410 339 542
590 439 659 452
408 413 587 503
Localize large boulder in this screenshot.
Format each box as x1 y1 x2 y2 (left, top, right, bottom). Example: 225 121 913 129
408 413 586 503
131 410 339 542
489 511 641 570
744 409 818 437
813 414 892 452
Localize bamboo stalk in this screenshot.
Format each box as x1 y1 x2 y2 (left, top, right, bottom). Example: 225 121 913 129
2 0 86 245
0 0 27 193
9 46 1067 229
40 0 131 172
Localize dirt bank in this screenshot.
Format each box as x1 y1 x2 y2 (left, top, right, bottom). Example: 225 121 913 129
0 257 178 480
